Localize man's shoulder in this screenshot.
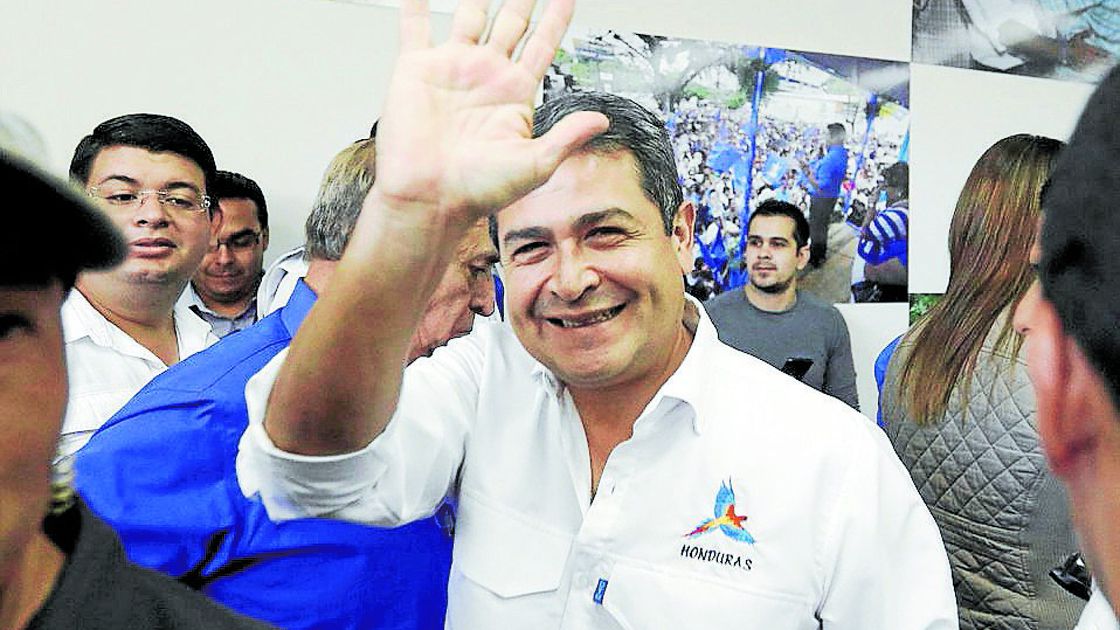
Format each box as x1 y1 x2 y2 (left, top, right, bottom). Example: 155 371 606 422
112 561 274 629
703 289 750 317
154 314 291 394
31 505 273 630
795 291 843 319
706 340 870 439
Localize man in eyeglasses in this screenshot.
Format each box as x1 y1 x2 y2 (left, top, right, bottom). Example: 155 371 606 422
186 170 269 337
59 113 219 462
0 149 271 630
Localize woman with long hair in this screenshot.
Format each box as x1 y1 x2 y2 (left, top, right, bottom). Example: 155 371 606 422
882 134 1085 629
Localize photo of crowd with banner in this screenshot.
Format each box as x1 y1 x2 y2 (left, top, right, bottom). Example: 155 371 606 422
546 30 911 304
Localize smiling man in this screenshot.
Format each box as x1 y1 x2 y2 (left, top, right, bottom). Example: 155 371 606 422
58 114 219 462
0 150 269 630
186 170 269 338
705 200 858 408
235 1 956 627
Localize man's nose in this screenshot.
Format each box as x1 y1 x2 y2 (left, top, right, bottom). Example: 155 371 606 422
470 273 496 317
214 242 236 264
133 193 170 226
549 247 599 302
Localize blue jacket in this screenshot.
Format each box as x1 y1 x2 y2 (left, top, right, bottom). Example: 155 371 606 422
75 281 452 630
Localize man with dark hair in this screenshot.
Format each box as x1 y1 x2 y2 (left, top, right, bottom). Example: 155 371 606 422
1014 65 1120 625
58 113 218 462
234 2 955 627
186 170 270 337
75 137 497 629
0 150 269 630
803 122 849 267
706 199 859 408
852 161 909 302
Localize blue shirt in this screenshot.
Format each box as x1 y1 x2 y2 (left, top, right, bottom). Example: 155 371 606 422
812 145 848 198
75 281 452 630
858 201 909 268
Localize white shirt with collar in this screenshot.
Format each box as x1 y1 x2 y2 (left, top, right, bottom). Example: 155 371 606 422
237 300 957 629
58 288 217 462
179 283 258 338
256 246 308 318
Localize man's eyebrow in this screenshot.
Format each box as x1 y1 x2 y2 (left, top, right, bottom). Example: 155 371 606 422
162 181 203 193
573 208 640 231
226 228 259 239
502 226 552 248
94 175 201 194
96 175 140 187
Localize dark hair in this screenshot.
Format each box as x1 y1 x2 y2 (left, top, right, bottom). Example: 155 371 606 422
827 123 846 136
69 113 217 197
213 170 268 231
1039 64 1120 413
490 91 683 249
883 162 909 197
897 134 1062 425
748 199 810 248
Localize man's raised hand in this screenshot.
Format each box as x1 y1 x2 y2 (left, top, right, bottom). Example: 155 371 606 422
373 0 609 228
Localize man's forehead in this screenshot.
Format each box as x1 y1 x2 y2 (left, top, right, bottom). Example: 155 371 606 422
749 214 796 239
90 145 206 185
496 149 650 237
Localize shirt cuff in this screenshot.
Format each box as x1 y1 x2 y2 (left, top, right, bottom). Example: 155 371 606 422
235 348 390 522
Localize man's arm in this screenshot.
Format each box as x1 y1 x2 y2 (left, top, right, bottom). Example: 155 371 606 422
824 309 859 410
262 0 608 456
816 427 958 628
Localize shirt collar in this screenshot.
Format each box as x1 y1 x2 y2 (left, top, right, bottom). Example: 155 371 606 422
62 288 216 360
528 294 717 434
184 282 258 322
280 279 318 339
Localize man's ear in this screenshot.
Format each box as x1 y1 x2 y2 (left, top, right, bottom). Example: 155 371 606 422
671 200 696 274
1033 301 1110 477
795 244 810 271
262 228 270 251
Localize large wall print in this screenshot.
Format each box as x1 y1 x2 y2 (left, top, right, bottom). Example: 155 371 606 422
912 0 1120 82
547 30 911 304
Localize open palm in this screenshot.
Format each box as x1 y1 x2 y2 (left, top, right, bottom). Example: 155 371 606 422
374 0 608 225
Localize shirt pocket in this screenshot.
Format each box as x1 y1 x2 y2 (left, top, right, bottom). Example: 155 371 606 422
453 490 573 598
601 562 817 630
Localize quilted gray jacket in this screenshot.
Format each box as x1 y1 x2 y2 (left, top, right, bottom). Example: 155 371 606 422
882 314 1085 630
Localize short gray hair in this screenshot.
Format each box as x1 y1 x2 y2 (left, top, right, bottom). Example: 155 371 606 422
304 138 376 261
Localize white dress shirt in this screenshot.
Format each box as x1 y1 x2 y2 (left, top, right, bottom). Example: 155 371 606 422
1076 586 1119 630
256 246 308 318
58 288 217 462
238 302 957 629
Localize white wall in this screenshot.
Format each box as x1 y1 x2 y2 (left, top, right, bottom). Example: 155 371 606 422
0 0 1093 418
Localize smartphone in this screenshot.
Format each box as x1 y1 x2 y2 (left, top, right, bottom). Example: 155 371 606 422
781 357 814 382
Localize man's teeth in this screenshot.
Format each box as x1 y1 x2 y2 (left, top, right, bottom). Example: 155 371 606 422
553 306 622 328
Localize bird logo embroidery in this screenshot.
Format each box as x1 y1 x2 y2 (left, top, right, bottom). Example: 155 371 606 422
684 479 756 544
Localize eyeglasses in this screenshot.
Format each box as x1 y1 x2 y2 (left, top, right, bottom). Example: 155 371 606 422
88 186 211 213
209 230 262 253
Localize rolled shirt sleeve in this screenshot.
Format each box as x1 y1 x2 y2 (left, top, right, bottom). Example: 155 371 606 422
236 324 491 526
